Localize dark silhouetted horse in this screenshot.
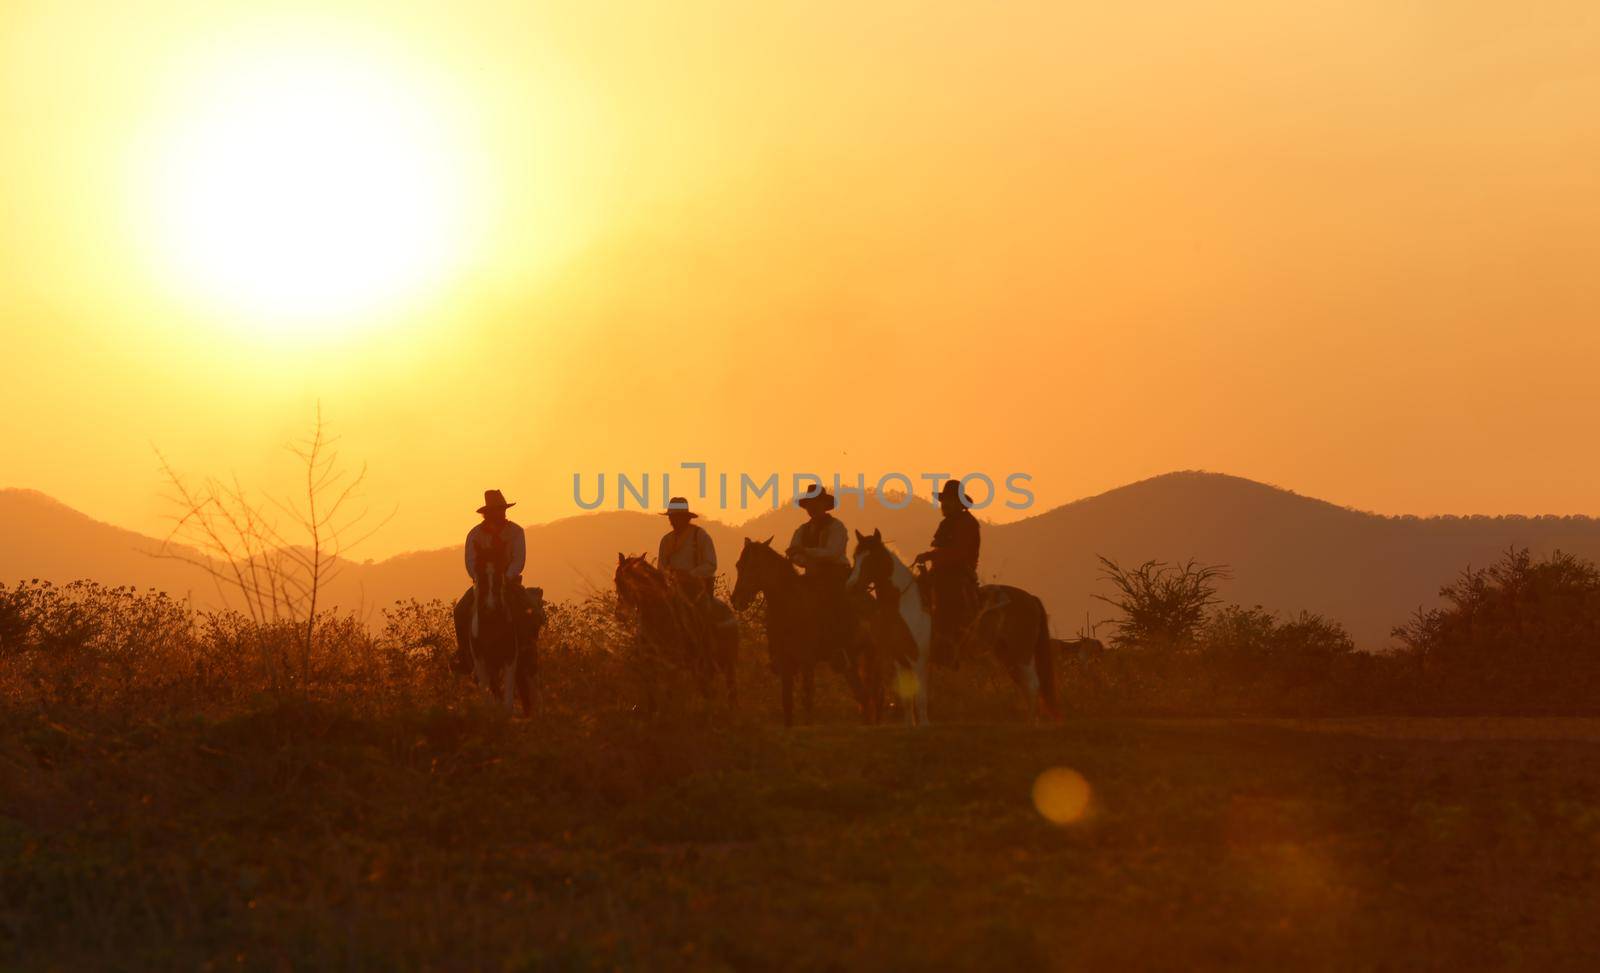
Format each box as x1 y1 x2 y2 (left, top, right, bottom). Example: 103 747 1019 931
729 538 827 726
613 553 737 709
468 563 544 716
961 585 1062 721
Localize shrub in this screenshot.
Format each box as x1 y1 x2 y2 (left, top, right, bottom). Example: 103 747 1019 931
1395 548 1600 713
1094 557 1229 650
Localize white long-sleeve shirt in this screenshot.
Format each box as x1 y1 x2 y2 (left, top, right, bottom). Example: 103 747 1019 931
465 520 527 581
658 524 717 579
786 515 848 569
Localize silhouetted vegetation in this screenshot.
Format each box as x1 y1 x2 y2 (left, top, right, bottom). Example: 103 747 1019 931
155 406 386 680
1094 557 1229 650
1063 601 1400 717
7 548 1600 967
1395 548 1600 714
8 548 1600 725
1063 547 1600 717
1073 557 1382 715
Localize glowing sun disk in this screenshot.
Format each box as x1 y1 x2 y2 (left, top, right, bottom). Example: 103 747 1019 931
143 42 476 333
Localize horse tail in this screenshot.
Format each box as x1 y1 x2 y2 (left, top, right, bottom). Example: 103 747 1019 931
1034 597 1062 721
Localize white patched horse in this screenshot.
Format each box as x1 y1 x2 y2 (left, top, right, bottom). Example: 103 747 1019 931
470 563 543 716
847 529 932 726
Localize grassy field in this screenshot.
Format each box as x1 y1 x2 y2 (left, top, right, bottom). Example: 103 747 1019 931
6 692 1600 971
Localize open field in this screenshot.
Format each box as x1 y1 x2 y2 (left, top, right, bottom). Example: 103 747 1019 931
6 698 1599 971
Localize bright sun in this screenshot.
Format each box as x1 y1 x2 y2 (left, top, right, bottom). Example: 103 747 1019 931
143 39 479 333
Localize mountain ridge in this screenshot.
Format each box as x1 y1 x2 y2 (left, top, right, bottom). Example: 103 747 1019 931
10 472 1600 646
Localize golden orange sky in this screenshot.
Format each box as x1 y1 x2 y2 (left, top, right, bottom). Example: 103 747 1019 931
3 0 1598 558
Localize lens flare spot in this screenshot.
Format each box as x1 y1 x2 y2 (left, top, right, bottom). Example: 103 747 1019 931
895 669 920 700
1032 767 1092 825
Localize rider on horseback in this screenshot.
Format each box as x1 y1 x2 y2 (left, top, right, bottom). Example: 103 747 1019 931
658 496 737 630
914 479 981 667
785 488 853 660
452 489 528 673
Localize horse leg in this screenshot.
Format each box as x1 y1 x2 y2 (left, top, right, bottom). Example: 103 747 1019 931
839 639 867 716
996 638 1040 723
878 670 889 724
500 659 518 714
517 641 538 718
856 652 875 724
1020 655 1043 725
721 629 738 709
780 660 795 728
1034 621 1063 722
642 643 659 717
517 660 536 718
894 663 914 727
869 657 885 725
471 644 491 694
916 661 930 726
801 664 815 724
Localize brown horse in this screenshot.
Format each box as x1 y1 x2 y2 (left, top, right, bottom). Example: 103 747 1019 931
731 537 842 726
613 553 737 707
961 584 1062 721
468 564 544 716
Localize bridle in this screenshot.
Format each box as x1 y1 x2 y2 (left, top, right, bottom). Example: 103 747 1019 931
735 543 799 604
617 559 669 608
860 545 913 602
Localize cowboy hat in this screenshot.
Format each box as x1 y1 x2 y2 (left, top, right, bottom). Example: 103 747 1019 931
662 496 699 519
937 479 974 506
477 489 516 513
797 488 836 513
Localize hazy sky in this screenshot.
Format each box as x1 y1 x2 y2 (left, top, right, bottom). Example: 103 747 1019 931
3 1 1598 557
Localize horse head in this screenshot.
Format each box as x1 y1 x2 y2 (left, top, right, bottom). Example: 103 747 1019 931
731 536 780 611
848 528 892 597
614 552 664 611
474 560 505 618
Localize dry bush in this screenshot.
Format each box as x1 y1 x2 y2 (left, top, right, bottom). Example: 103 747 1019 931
1071 579 1415 716
1395 548 1600 713
21 547 1600 726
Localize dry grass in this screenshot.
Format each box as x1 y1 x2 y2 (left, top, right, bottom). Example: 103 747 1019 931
4 584 1600 969
7 703 1600 970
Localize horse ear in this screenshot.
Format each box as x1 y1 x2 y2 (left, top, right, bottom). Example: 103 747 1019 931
763 536 774 546
855 529 866 541
872 528 882 541
617 552 625 564
743 537 752 547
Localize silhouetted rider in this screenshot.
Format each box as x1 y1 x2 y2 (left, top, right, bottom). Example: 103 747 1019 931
453 489 527 673
786 488 852 660
914 479 981 666
657 496 737 630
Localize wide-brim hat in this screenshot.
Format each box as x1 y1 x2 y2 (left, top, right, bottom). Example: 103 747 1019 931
937 479 973 505
798 488 836 513
477 489 516 513
662 496 699 519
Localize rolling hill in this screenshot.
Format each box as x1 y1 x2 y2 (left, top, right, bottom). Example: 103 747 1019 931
983 472 1600 645
9 472 1600 646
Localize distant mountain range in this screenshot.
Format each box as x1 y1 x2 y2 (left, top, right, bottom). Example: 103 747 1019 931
8 472 1600 647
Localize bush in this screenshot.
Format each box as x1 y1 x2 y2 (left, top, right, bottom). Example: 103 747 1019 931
14 548 1600 723
1395 548 1600 713
1094 557 1228 650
